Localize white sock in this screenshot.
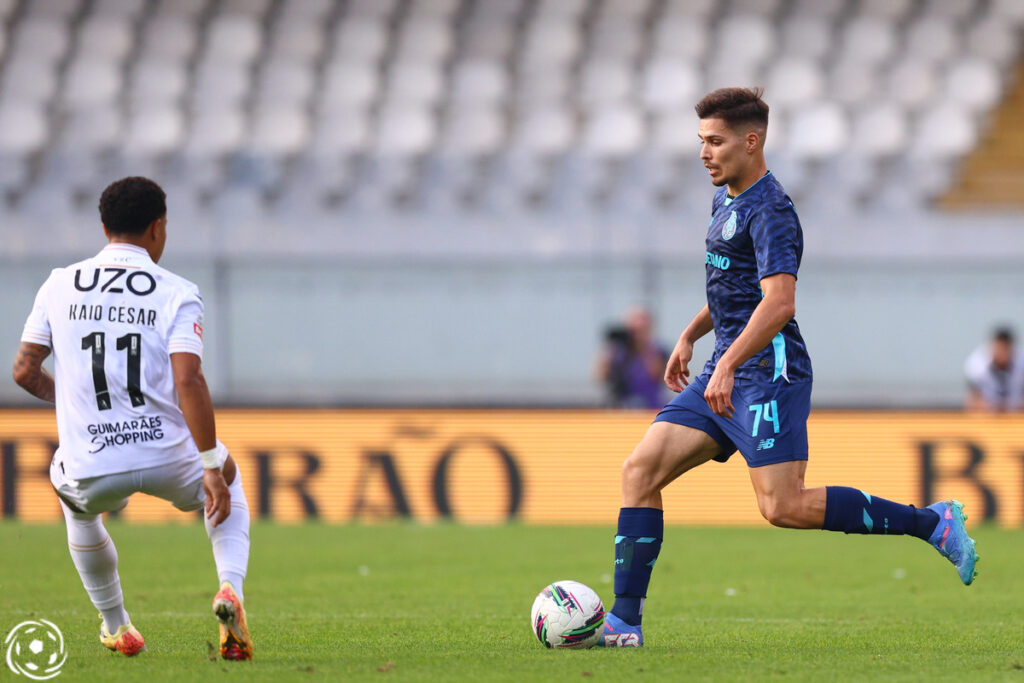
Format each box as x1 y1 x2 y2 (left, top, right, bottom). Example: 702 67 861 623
60 501 130 632
205 470 250 602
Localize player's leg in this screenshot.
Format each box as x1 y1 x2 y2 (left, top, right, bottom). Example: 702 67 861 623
604 419 723 645
147 450 253 659
748 461 978 584
53 468 146 656
207 455 254 661
204 455 250 599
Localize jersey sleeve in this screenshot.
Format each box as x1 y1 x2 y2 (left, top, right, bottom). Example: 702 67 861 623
750 199 801 281
20 273 55 347
167 287 205 358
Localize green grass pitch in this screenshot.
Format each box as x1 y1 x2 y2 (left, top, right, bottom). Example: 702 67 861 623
1 522 1021 681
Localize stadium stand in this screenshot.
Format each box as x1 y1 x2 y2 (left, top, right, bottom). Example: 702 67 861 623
0 0 1020 259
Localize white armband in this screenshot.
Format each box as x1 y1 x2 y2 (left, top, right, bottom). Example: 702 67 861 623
199 447 220 469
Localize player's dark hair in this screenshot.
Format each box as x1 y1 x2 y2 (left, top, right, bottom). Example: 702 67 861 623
993 326 1015 344
695 87 769 129
98 176 167 236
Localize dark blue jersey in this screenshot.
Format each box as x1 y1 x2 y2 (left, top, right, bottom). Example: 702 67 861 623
702 172 812 383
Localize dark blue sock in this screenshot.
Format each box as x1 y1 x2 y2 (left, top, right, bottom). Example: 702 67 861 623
611 507 663 627
823 486 939 540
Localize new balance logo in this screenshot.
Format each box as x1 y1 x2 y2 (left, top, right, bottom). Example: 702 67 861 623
757 439 775 450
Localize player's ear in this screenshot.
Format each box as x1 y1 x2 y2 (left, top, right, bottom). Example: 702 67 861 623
102 224 111 240
746 130 761 153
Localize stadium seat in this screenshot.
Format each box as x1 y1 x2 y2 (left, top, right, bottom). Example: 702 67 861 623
450 60 508 106
76 16 135 60
578 60 634 108
438 107 505 156
837 15 897 67
991 0 1024 23
62 60 123 109
651 17 708 60
128 59 190 105
788 0 845 19
268 20 327 64
787 103 848 161
944 57 1002 112
320 70 375 121
713 15 775 67
185 108 247 157
512 106 575 156
884 59 938 110
764 58 825 111
333 17 390 63
139 16 198 60
906 16 960 64
580 105 645 159
779 16 834 60
640 59 702 113
0 102 49 155
859 0 915 20
204 15 263 65
849 102 909 160
255 61 317 107
192 63 251 107
1 56 60 104
122 107 184 157
966 16 1021 68
911 103 977 160
13 18 71 65
23 0 81 20
249 106 310 157
375 105 436 157
394 17 454 64
385 62 445 106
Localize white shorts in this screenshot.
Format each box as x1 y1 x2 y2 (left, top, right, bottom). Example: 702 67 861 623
50 442 229 516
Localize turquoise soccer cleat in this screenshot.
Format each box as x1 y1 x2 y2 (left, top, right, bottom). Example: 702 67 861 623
598 612 643 648
926 500 979 586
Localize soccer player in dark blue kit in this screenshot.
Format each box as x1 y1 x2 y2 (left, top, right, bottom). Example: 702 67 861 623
600 88 979 647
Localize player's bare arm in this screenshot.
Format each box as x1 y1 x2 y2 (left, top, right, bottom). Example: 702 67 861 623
704 273 796 417
12 342 56 403
665 304 714 393
171 352 231 526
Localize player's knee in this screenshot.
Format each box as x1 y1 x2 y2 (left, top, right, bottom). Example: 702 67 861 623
757 496 793 528
621 450 659 499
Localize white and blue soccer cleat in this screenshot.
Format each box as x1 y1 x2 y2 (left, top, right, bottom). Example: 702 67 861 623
926 500 979 586
598 612 643 647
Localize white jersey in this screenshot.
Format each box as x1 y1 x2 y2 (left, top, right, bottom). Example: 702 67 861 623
21 243 206 480
964 344 1024 411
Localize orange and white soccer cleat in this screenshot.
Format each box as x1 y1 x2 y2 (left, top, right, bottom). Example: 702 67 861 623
213 582 253 661
99 618 146 656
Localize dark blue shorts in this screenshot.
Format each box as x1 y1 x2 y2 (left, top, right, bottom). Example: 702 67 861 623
653 374 812 468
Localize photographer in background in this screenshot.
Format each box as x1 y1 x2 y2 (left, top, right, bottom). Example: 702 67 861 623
597 308 669 409
964 326 1024 412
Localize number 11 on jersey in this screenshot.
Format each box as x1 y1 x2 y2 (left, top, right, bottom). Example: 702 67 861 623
81 331 146 411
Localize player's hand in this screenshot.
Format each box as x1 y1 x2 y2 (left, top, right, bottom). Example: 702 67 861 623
664 337 694 393
704 366 735 418
203 468 232 527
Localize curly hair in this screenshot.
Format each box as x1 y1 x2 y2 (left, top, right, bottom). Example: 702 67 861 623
695 87 769 129
98 176 167 236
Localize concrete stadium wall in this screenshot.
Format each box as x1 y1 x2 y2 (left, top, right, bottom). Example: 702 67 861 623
2 257 1022 408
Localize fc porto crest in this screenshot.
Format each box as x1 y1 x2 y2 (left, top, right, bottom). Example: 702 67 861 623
722 211 738 240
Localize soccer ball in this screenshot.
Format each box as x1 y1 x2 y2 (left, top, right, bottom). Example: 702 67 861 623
530 580 605 649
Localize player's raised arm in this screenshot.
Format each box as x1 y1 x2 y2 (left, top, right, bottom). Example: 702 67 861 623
171 352 230 526
665 304 714 393
12 342 56 403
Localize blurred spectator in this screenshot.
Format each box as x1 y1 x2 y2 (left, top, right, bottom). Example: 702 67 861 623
964 326 1024 412
597 308 669 409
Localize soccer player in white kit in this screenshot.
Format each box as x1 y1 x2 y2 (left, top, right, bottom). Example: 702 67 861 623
12 177 254 660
